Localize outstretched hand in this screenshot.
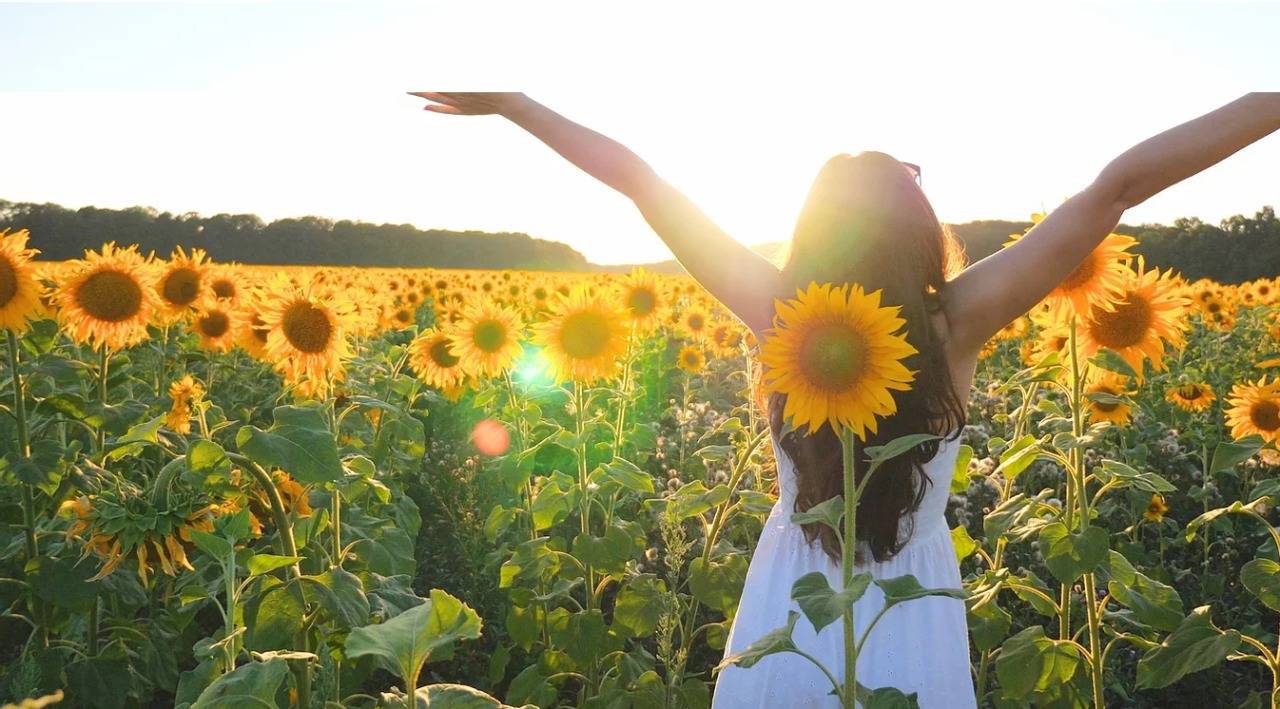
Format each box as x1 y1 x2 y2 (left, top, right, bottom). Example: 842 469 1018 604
406 92 525 116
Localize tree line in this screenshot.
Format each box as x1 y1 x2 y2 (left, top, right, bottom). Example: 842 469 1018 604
3 199 1277 283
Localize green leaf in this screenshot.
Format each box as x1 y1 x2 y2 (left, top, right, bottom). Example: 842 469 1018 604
950 444 973 493
995 625 1082 699
790 496 844 537
688 554 748 613
105 415 166 461
499 537 560 589
589 457 655 494
713 610 799 671
301 566 371 629
345 588 482 690
1185 499 1268 542
790 571 872 633
190 658 288 709
873 574 968 607
189 530 233 561
864 434 942 474
245 554 302 578
1038 522 1108 583
66 656 131 709
1241 558 1280 612
613 575 668 638
1105 550 1184 631
235 404 342 484
951 525 978 563
966 598 1011 652
1089 347 1138 380
991 434 1043 483
1135 605 1241 690
855 683 920 709
244 578 305 652
571 523 639 576
660 480 732 520
1210 435 1265 475
1096 460 1176 494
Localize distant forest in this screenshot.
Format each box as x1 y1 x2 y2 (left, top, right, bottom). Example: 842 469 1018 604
3 199 1278 284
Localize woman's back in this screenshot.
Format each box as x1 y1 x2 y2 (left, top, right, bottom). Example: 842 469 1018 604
711 424 976 708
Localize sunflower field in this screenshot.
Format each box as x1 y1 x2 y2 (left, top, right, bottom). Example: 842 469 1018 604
4 222 1280 709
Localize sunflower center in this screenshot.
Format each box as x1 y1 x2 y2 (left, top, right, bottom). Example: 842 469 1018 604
212 279 236 299
1088 294 1153 349
430 338 460 368
0 255 17 307
1179 384 1204 400
472 318 510 352
628 288 657 316
1250 399 1280 432
162 268 201 306
282 302 333 353
75 269 143 322
687 313 705 330
797 322 868 392
199 311 230 338
560 311 611 359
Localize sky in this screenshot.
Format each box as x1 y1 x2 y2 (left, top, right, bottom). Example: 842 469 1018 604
2 1 1278 266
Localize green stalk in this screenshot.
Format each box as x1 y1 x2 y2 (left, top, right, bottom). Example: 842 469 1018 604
5 332 44 646
840 426 858 709
573 380 597 698
97 345 108 457
1068 318 1105 708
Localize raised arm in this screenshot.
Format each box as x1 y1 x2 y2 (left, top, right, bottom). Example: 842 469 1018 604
944 92 1280 356
409 91 785 336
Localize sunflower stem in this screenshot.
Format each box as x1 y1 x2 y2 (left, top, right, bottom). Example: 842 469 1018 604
840 425 859 709
97 344 108 459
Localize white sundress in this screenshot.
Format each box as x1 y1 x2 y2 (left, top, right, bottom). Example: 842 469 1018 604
711 429 976 708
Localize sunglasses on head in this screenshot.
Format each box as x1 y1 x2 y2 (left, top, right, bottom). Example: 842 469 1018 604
902 162 922 186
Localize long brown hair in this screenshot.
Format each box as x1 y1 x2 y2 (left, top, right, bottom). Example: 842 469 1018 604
762 151 968 565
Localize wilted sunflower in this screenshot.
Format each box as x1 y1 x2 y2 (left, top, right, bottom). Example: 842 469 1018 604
1076 262 1188 382
60 493 214 586
0 228 45 334
448 298 524 379
1226 377 1280 444
259 275 354 398
617 267 664 334
166 375 206 435
1006 228 1136 316
531 282 630 384
1143 493 1169 523
193 304 240 353
154 246 213 321
676 345 707 373
55 242 162 350
1165 382 1216 412
1084 374 1133 425
759 282 918 440
408 327 467 389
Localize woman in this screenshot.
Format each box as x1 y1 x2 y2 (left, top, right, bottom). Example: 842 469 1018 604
409 91 1280 706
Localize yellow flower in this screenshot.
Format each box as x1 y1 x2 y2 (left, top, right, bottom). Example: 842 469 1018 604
758 282 917 440
54 242 162 350
676 345 707 373
679 305 712 342
407 327 467 390
154 246 214 321
1226 377 1280 444
1144 493 1169 523
166 375 206 435
1084 374 1133 426
259 275 354 398
448 298 524 380
193 304 240 353
1075 262 1188 382
530 282 630 384
0 228 45 334
1006 228 1136 316
616 267 665 334
1165 382 1216 412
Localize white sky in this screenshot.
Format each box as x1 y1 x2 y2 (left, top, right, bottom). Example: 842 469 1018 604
2 1 1279 265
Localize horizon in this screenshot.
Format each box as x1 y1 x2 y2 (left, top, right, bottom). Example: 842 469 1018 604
2 1 1278 265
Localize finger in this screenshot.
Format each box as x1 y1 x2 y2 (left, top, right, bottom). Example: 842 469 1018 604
408 91 461 106
423 104 463 115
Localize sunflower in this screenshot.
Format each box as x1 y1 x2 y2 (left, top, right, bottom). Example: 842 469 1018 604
1075 262 1188 382
259 275 354 398
166 374 206 435
708 321 746 358
1006 228 1136 316
208 264 245 307
1143 493 1169 523
758 282 918 440
1084 374 1133 425
193 304 240 353
530 282 630 384
679 305 712 342
0 228 45 334
55 242 162 350
677 345 707 373
1226 377 1280 444
407 327 467 389
617 267 665 334
448 298 525 379
1165 382 1216 412
154 246 213 321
